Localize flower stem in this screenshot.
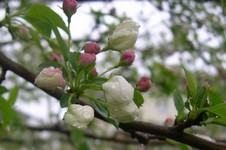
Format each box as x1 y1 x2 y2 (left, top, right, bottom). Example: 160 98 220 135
99 65 119 76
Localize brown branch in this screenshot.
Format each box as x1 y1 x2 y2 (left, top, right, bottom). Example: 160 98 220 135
0 67 7 84
24 124 169 145
1 50 226 149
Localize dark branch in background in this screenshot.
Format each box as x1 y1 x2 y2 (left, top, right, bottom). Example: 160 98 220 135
0 67 7 84
24 124 169 145
1 50 226 150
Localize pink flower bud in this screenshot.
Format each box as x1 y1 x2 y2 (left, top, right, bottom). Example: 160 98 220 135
48 52 63 64
136 76 151 92
164 118 174 127
120 50 135 66
35 67 65 91
78 53 96 67
89 68 98 77
83 42 100 54
63 0 78 18
17 26 30 40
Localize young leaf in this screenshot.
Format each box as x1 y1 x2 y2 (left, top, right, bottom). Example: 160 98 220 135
209 89 224 106
173 89 184 113
183 67 197 98
207 103 226 119
208 117 226 126
60 93 77 108
92 101 119 128
69 52 80 73
196 87 208 108
0 96 14 127
0 86 8 95
45 18 68 61
25 4 68 37
8 86 18 106
38 61 62 71
133 90 144 108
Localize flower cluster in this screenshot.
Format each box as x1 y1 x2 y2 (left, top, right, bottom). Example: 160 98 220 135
34 4 150 129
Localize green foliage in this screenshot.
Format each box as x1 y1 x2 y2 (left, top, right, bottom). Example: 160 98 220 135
92 101 119 128
173 89 186 121
8 86 18 106
0 86 18 129
183 67 197 103
0 86 8 95
45 17 69 60
38 61 62 71
25 4 68 37
150 63 180 95
133 90 144 108
60 93 78 108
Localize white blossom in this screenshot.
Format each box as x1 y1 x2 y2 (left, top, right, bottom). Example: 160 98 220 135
102 76 139 123
64 104 94 130
108 20 140 51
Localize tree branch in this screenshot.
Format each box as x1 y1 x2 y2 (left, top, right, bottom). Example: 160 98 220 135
1 50 226 149
0 67 7 84
24 124 169 145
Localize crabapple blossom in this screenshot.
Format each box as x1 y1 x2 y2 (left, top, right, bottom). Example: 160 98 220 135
78 53 96 67
136 76 151 92
119 50 135 66
34 67 65 91
108 20 140 51
63 0 78 18
102 76 139 123
64 104 94 130
83 42 100 54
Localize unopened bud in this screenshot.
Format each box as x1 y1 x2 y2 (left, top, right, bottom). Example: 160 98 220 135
136 76 151 92
17 26 30 40
34 67 65 91
64 104 94 130
164 118 174 127
83 42 100 54
119 50 135 66
78 53 96 67
48 52 63 64
89 68 98 78
63 0 78 18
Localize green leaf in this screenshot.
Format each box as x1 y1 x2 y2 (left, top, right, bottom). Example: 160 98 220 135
0 86 8 95
208 117 226 126
45 17 68 60
8 86 18 106
173 89 184 113
195 86 208 108
69 52 80 73
25 16 51 37
207 103 226 119
25 4 68 37
133 90 144 108
92 101 119 128
183 67 197 97
29 28 43 50
38 61 62 71
209 89 224 106
0 96 14 127
60 93 77 108
81 77 108 85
